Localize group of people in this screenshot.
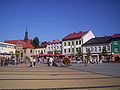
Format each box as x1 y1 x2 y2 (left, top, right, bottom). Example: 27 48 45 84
28 57 36 67
27 56 71 68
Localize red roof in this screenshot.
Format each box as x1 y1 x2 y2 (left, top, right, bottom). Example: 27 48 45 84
112 34 120 38
5 40 18 45
62 31 88 41
5 40 34 49
48 40 62 45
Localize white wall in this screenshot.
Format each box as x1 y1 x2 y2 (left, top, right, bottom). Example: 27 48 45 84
82 31 95 44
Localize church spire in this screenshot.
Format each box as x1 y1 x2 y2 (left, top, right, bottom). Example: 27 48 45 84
24 26 28 41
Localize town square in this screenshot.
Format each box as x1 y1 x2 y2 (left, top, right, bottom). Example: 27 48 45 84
0 0 120 90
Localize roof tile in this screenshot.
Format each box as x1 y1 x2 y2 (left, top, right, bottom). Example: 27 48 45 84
62 31 87 41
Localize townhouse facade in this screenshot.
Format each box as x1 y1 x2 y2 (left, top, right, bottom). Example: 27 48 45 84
46 40 62 54
82 36 111 62
33 42 47 55
0 41 16 55
5 30 34 61
62 31 95 55
111 34 120 61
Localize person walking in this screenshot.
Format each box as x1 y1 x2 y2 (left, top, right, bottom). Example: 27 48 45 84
49 56 54 67
33 57 36 67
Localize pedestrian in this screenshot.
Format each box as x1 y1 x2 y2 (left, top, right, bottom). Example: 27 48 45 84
49 56 54 67
84 58 88 66
29 57 33 68
33 57 36 66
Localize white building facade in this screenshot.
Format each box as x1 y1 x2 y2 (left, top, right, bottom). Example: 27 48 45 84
62 31 95 55
46 40 62 54
82 36 111 62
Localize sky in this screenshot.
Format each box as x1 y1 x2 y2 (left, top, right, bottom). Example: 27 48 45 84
0 0 120 42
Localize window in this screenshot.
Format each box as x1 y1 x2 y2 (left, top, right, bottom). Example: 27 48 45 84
24 49 26 53
64 49 66 53
94 47 97 52
51 47 53 49
68 48 70 53
21 52 23 57
107 46 110 51
114 41 118 45
76 48 78 52
79 40 81 45
76 41 78 45
99 46 101 52
86 48 88 52
72 41 74 45
114 48 119 52
91 47 93 52
68 42 71 46
72 48 74 52
30 49 32 53
64 42 66 46
48 47 50 50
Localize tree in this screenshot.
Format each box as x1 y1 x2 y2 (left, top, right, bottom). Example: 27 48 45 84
101 46 108 61
85 48 91 66
86 48 91 60
54 49 58 54
15 50 20 58
102 46 108 56
32 37 40 48
77 47 83 60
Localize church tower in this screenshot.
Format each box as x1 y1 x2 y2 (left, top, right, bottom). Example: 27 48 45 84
24 27 28 41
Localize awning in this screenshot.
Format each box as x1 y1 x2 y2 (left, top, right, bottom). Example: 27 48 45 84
112 54 120 57
0 53 11 55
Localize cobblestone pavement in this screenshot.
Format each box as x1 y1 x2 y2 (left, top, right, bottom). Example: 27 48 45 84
68 63 120 77
0 63 120 90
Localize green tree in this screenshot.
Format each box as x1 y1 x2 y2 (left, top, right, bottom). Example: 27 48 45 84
32 37 40 48
102 46 108 56
85 48 91 66
15 50 20 58
86 48 91 60
77 47 83 60
54 49 58 54
101 46 108 60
